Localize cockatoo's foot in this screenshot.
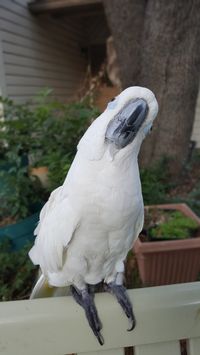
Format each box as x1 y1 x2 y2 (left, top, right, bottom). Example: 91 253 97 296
105 282 136 331
70 285 104 345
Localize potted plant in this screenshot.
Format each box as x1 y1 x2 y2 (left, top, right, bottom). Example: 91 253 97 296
134 203 200 286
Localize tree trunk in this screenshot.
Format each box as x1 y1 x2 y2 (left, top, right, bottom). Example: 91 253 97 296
103 0 200 175
103 0 146 88
139 0 200 173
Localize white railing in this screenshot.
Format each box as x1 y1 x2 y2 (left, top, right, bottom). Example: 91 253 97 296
0 282 200 355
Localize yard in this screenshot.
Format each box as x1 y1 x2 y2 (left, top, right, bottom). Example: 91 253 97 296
0 0 200 354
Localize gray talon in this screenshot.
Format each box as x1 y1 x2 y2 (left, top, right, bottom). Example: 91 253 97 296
71 286 104 345
105 282 136 330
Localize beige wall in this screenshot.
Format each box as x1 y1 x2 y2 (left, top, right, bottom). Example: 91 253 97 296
0 0 87 103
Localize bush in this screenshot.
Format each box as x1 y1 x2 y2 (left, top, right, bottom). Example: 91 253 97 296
0 240 37 301
0 90 99 221
140 158 171 205
31 96 99 190
0 158 45 221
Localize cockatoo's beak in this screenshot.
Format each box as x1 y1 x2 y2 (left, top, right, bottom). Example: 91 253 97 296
105 98 148 149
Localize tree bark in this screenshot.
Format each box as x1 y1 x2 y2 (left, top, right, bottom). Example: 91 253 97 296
103 0 146 88
139 0 200 172
103 0 200 174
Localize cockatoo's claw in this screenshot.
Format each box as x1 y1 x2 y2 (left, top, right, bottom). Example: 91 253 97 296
127 317 136 331
71 286 104 345
96 332 104 346
105 282 136 331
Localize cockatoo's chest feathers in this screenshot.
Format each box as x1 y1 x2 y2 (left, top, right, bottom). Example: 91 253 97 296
71 161 142 231
69 181 143 259
97 187 142 229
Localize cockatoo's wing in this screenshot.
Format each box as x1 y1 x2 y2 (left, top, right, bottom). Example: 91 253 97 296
29 186 79 274
34 186 62 236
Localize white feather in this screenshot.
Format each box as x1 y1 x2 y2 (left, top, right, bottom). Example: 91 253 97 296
29 184 79 273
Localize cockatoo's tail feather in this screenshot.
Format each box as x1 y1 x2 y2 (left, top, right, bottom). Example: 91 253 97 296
30 274 53 299
30 274 70 298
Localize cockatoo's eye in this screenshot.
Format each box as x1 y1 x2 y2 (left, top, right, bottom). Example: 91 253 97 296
107 97 118 110
143 122 153 136
105 98 148 149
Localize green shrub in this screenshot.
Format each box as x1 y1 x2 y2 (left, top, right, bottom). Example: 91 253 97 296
140 158 171 205
0 90 99 220
0 158 45 221
171 183 200 217
31 96 99 190
0 241 37 301
145 210 199 240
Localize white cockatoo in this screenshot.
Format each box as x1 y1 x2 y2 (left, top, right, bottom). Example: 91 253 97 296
29 86 158 345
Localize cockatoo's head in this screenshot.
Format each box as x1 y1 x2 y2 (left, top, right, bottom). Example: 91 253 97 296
78 86 158 161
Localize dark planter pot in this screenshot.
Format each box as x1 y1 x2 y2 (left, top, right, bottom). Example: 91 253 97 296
0 211 40 251
133 203 200 286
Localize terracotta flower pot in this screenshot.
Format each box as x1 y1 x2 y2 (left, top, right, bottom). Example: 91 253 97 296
133 203 200 286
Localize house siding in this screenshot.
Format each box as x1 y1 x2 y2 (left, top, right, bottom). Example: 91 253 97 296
0 29 6 97
0 0 87 103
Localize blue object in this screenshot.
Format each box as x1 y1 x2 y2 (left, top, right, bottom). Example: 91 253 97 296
0 212 39 251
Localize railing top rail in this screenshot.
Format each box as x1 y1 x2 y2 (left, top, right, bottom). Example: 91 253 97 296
0 282 200 355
